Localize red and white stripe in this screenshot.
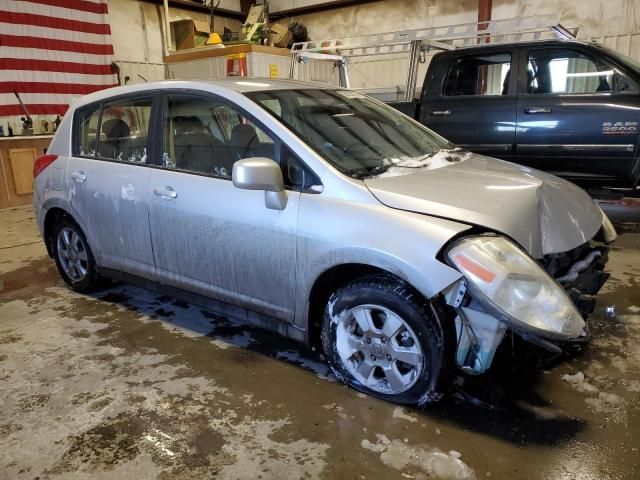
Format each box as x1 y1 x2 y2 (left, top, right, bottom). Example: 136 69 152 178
0 0 117 121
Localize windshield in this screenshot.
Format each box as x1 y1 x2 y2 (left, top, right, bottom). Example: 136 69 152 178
246 89 458 179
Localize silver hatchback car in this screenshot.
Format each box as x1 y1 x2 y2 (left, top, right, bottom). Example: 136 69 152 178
34 79 616 405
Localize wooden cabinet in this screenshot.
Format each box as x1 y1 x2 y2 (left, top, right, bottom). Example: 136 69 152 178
0 136 52 209
9 148 37 195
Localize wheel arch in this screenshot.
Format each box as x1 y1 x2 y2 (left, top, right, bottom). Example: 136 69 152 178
41 202 92 259
306 263 391 351
305 260 458 353
298 241 464 344
43 207 69 257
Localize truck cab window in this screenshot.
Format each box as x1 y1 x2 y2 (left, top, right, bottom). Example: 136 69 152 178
443 53 512 96
527 49 616 94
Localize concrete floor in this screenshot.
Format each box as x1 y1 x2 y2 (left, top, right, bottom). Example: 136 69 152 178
1 204 639 480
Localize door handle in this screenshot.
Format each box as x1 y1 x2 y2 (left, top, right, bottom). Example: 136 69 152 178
70 171 87 182
153 186 178 200
431 110 451 116
524 107 552 114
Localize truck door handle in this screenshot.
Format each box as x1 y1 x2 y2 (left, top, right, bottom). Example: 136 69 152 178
431 110 451 116
524 107 552 114
153 186 178 200
70 171 87 182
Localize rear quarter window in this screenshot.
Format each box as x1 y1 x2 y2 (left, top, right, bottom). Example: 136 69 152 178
73 103 101 156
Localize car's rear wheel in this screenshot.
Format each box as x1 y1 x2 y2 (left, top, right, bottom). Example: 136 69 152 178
52 218 104 292
321 275 448 405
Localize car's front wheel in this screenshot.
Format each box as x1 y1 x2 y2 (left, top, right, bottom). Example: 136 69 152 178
51 218 104 293
321 275 449 405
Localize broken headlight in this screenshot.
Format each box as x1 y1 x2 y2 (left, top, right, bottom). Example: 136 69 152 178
447 236 585 339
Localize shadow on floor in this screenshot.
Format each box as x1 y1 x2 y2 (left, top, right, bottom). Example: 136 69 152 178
95 282 587 448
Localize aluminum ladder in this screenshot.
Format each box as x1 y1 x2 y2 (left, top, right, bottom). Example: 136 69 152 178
289 14 576 100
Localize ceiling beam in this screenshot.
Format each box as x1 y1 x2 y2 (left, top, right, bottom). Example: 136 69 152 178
269 0 383 19
140 0 245 20
239 0 253 16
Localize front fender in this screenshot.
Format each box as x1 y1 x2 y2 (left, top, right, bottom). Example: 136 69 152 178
294 194 471 330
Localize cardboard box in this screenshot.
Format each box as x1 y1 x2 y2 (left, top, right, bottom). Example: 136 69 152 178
171 19 210 51
269 23 292 49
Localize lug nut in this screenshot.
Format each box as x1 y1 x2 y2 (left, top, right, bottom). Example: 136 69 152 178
386 354 392 361
381 337 386 344
370 355 376 361
364 337 371 344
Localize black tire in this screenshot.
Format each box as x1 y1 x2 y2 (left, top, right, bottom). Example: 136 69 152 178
321 274 449 405
51 217 105 293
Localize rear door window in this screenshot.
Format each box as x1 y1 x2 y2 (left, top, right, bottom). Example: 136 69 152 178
98 97 152 163
443 53 512 96
73 96 153 163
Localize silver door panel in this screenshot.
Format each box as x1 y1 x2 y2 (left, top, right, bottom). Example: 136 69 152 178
148 168 300 321
67 157 154 278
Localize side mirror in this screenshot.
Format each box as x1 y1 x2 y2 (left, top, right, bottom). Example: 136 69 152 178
232 157 287 210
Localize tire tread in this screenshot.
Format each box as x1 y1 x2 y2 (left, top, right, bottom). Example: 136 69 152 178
321 274 448 405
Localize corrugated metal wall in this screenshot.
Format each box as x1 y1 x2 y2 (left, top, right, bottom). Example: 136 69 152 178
116 61 166 85
295 61 341 85
589 33 640 60
165 58 227 80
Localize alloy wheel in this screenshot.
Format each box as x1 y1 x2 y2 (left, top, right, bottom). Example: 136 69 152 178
56 227 89 282
335 304 424 394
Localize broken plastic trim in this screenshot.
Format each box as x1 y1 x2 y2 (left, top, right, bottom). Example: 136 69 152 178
442 282 507 375
555 250 602 284
453 306 507 375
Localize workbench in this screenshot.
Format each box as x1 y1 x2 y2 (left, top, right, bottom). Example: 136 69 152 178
0 135 52 209
164 44 292 80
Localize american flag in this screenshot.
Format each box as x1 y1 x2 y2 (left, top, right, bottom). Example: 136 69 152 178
0 0 117 130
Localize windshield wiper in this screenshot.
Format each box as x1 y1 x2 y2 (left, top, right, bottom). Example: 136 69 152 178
346 152 441 179
345 166 378 179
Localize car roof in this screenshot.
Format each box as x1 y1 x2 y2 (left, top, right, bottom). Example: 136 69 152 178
68 78 332 111
196 77 332 92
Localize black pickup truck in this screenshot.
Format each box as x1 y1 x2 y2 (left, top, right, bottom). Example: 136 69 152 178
389 39 640 191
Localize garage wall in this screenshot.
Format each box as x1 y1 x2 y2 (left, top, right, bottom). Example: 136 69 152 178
277 0 640 94
108 0 243 86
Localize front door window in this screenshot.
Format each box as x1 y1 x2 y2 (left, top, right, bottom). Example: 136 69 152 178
162 94 275 178
527 49 617 95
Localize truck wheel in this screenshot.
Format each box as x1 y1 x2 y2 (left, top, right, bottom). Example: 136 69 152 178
321 275 448 405
51 218 104 293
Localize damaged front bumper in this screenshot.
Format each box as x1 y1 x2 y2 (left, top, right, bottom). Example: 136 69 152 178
544 242 610 318
441 235 612 376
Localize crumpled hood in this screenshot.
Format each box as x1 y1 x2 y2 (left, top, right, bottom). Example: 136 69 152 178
364 152 604 258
